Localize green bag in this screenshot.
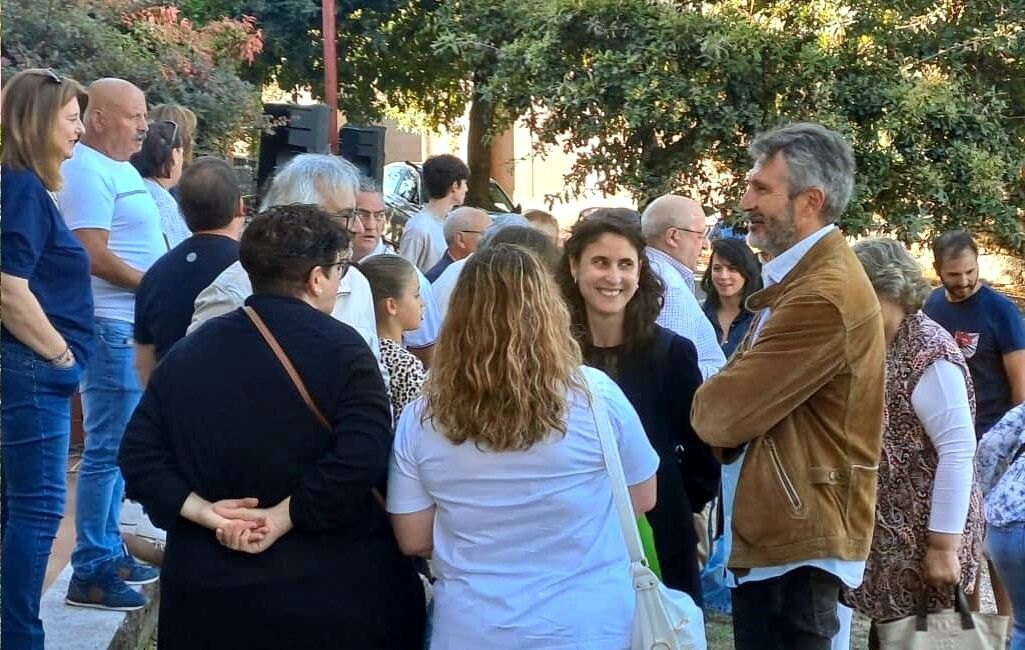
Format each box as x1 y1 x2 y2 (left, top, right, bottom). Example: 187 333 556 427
637 514 662 578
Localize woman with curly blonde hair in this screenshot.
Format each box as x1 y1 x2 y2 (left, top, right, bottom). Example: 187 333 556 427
387 243 659 650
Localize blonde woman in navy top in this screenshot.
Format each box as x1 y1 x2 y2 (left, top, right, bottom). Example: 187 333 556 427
0 69 94 649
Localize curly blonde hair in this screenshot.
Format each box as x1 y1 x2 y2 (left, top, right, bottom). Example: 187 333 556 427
424 244 584 451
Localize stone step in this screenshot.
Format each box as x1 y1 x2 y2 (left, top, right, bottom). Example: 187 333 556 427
41 565 159 650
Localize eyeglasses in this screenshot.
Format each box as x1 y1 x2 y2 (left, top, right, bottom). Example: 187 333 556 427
669 225 710 238
320 256 355 280
459 230 484 235
28 69 62 84
353 208 386 223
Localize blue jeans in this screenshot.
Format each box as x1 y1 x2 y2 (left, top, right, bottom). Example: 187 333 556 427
1 341 82 649
71 317 141 581
987 522 1025 650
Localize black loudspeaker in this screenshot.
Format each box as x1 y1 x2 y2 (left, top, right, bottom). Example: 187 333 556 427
257 103 331 191
339 124 386 187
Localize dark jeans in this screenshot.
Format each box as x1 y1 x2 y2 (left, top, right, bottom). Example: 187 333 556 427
732 566 842 650
1 341 82 649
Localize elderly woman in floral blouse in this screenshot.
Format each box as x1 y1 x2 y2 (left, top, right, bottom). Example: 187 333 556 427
977 403 1025 650
845 239 985 644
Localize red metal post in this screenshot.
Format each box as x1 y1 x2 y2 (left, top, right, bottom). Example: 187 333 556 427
322 0 338 153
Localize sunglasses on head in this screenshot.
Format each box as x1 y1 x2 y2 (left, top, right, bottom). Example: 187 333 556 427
28 69 63 84
158 120 179 149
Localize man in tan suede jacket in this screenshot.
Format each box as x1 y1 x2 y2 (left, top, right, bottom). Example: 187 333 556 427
691 123 885 650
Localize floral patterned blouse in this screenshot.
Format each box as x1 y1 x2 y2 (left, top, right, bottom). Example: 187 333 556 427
380 337 427 424
976 402 1025 527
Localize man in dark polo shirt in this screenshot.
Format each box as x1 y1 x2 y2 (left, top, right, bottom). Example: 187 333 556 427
133 157 244 385
923 230 1025 437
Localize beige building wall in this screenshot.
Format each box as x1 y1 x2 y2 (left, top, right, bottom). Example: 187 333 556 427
379 110 634 228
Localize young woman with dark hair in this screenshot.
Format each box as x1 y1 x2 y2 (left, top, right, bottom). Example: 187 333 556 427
700 238 763 358
557 213 719 604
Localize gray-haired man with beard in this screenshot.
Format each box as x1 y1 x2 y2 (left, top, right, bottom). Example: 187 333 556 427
692 123 885 650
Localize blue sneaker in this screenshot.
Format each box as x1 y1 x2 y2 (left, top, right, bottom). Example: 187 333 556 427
115 555 160 585
65 574 147 611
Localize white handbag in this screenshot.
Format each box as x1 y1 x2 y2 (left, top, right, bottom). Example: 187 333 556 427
586 374 707 650
873 586 1009 650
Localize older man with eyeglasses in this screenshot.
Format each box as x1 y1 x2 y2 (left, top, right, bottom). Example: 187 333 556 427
189 154 386 383
351 177 442 368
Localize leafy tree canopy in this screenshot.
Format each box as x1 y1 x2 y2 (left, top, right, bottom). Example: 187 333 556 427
490 0 1025 249
2 0 265 155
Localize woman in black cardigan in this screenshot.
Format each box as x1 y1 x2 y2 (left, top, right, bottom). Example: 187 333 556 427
557 212 720 604
118 204 424 649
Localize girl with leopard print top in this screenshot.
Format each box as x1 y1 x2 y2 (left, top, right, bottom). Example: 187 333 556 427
361 255 427 422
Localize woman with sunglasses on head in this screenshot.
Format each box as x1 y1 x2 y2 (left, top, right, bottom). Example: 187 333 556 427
700 238 763 358
556 212 718 605
0 69 93 649
118 204 425 649
131 119 188 248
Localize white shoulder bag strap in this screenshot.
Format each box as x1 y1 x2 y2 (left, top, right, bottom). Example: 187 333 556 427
583 372 708 650
584 373 648 565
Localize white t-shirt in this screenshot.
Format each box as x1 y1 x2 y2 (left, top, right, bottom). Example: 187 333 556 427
430 256 469 324
398 208 446 272
187 260 387 382
59 143 165 322
388 366 659 650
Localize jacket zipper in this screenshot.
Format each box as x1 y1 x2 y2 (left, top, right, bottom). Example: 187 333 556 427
765 438 802 511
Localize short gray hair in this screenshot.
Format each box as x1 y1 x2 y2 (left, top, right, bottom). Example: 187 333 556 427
359 175 381 194
260 154 360 211
749 122 855 223
852 238 930 313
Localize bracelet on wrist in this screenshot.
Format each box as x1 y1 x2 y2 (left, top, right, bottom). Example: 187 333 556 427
45 345 70 364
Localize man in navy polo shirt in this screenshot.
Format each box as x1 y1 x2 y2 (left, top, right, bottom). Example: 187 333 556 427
924 230 1025 437
133 157 243 385
923 229 1025 618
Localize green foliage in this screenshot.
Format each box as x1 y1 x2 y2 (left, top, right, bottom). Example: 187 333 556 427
1 0 264 155
490 0 1025 250
176 0 1024 249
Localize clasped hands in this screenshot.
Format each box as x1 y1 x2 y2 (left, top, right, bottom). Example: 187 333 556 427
189 495 294 555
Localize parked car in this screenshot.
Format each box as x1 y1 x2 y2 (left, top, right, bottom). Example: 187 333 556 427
382 161 520 241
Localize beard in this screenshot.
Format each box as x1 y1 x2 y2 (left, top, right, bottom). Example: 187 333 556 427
943 279 978 301
747 201 798 258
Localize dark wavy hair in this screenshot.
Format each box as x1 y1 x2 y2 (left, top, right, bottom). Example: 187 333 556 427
130 120 182 180
701 238 762 310
556 212 664 353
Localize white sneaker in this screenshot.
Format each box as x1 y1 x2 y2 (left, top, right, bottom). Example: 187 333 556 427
120 500 167 549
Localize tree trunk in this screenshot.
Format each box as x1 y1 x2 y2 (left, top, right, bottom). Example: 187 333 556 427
465 88 494 210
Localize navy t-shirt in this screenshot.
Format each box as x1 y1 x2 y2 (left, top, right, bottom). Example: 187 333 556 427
134 234 239 359
1 167 95 364
924 285 1025 434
